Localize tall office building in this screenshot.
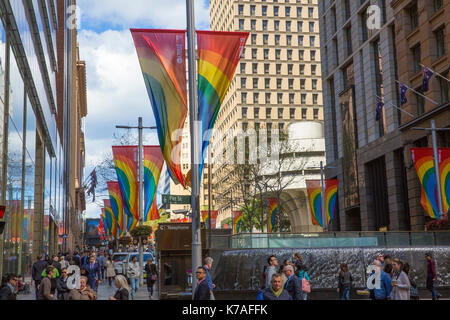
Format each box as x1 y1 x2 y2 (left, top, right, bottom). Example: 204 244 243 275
209 0 324 226
0 0 87 277
318 0 449 231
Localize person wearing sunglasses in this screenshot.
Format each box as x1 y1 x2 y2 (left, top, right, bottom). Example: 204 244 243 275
0 274 18 300
265 255 278 289
57 268 71 300
193 267 211 300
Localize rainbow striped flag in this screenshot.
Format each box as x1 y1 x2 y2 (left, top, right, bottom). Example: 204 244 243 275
233 211 243 234
107 181 125 236
131 29 187 187
144 146 164 221
411 148 441 219
438 148 450 214
104 199 117 239
306 180 339 228
268 198 278 233
112 146 139 230
201 210 218 229
197 31 249 179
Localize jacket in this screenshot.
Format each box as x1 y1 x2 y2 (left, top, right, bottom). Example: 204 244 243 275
67 287 97 300
203 265 214 291
427 259 436 278
144 263 158 279
265 265 277 289
284 274 303 300
390 271 410 300
0 284 16 300
193 279 210 300
127 262 140 279
37 277 53 300
106 261 116 277
338 271 352 289
374 271 393 300
257 287 290 300
56 277 70 300
113 288 129 300
82 262 101 283
97 256 107 268
32 260 48 281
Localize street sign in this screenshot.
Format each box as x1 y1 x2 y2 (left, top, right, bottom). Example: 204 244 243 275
162 194 191 205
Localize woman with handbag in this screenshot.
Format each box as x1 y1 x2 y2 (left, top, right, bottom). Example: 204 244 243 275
145 258 158 299
298 264 311 300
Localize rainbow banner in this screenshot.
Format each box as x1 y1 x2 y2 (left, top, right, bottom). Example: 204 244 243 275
112 146 139 230
268 198 278 233
107 181 126 236
104 199 117 239
411 148 441 219
306 180 339 228
144 146 163 221
131 29 187 187
233 211 243 234
201 210 219 229
197 31 249 179
438 148 450 214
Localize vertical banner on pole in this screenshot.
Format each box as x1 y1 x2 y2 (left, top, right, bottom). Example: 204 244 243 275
268 198 278 233
130 29 187 187
438 148 450 214
410 148 441 219
233 211 243 234
325 180 339 228
201 210 218 229
143 146 164 221
196 31 249 179
107 181 125 236
103 199 117 239
306 180 338 228
112 146 139 230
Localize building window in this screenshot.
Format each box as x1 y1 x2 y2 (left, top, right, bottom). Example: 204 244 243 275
287 35 292 46
264 63 270 74
239 19 244 30
409 3 418 31
238 4 244 15
297 21 303 32
312 79 317 90
265 78 270 89
310 36 315 47
266 92 271 104
300 64 305 75
274 20 280 31
289 93 295 104
266 108 272 118
435 27 445 58
275 49 281 60
278 93 283 104
434 0 443 12
300 79 306 90
288 78 294 89
250 5 256 16
276 64 281 75
345 26 352 56
241 77 247 88
254 108 260 118
301 94 306 104
264 48 269 59
344 0 350 21
252 48 257 59
310 50 316 61
311 64 317 75
309 22 315 33
241 92 247 103
275 35 280 45
251 19 256 31
252 63 258 74
360 12 368 43
288 64 293 75
263 34 268 45
277 78 282 89
298 35 304 46
285 6 291 17
313 108 319 119
278 108 284 118
313 94 318 104
253 78 259 89
416 87 425 115
274 6 279 16
242 107 248 118
297 6 302 17
411 44 421 74
240 62 246 74
243 122 248 131
253 92 259 103
251 34 257 45
439 71 449 104
301 108 307 119
290 108 296 119
262 5 267 16
299 49 304 60
308 7 314 18
286 21 291 32
263 20 268 31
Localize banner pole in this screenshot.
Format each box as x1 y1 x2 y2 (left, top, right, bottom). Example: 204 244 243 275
321 161 326 232
431 120 444 219
186 0 202 297
138 117 144 286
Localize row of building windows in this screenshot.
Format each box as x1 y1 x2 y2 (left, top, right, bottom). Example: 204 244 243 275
238 4 315 19
239 18 318 34
242 107 320 119
240 77 320 90
240 92 320 104
244 47 318 60
247 33 317 47
240 62 319 75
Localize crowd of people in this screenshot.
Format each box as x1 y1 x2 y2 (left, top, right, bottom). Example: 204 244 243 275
0 246 158 301
253 252 441 301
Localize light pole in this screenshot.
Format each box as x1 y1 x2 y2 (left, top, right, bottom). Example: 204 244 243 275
116 118 156 286
412 120 450 219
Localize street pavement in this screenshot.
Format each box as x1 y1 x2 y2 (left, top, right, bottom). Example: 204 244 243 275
18 278 159 301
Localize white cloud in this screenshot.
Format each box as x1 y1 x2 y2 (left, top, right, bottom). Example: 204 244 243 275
77 0 210 30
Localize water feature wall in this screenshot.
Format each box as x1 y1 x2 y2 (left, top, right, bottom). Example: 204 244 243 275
212 247 450 290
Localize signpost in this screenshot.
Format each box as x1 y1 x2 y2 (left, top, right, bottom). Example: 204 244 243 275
162 194 192 205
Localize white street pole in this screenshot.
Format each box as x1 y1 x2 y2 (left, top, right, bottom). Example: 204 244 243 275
138 117 144 286
431 120 444 218
320 161 326 232
186 0 202 297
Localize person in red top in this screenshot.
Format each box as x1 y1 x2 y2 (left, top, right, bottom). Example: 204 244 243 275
425 253 441 300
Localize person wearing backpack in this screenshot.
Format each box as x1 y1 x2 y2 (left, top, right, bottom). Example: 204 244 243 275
298 264 311 300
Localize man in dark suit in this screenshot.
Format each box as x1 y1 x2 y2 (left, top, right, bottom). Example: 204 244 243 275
193 267 210 300
283 264 303 300
0 274 18 300
82 256 101 291
31 255 48 299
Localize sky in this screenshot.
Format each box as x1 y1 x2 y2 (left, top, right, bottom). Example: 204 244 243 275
78 0 210 218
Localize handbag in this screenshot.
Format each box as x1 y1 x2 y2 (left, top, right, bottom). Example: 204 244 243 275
151 275 157 281
302 277 311 293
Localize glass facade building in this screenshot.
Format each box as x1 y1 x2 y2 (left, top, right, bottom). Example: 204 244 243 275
0 0 66 278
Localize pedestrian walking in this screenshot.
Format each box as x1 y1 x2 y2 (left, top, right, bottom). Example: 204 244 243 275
37 266 55 300
425 252 441 300
68 276 97 300
0 274 18 300
109 274 130 300
145 258 158 299
31 255 48 299
203 257 215 300
390 259 410 300
337 263 352 300
41 261 60 295
56 268 70 300
283 265 303 300
293 253 305 272
403 262 419 300
257 273 290 300
52 255 62 275
193 267 210 300
82 255 101 291
297 264 311 300
59 256 69 270
80 251 89 266
127 255 140 300
72 251 81 267
97 252 107 280
265 255 278 289
370 260 392 300
106 257 116 286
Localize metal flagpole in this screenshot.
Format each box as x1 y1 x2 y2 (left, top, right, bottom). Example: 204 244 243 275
138 117 144 286
375 95 416 118
208 147 212 247
186 0 202 297
431 120 444 218
320 161 326 232
395 80 439 105
420 64 450 82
